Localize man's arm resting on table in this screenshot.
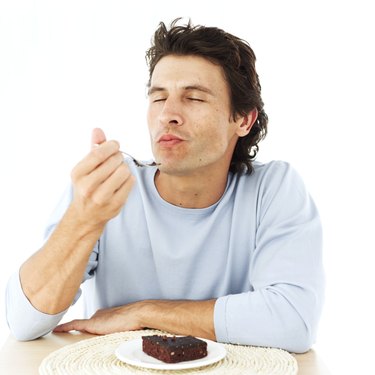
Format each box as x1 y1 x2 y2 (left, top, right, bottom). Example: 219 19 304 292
54 287 319 353
53 299 217 341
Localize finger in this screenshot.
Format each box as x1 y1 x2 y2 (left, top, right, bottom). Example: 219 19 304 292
91 128 106 149
53 319 88 333
72 141 120 181
76 151 125 197
105 174 135 215
113 172 136 204
92 163 135 204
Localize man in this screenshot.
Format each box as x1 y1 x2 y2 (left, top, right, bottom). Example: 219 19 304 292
6 19 324 353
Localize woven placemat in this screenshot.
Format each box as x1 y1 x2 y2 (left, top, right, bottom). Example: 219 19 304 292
39 330 298 375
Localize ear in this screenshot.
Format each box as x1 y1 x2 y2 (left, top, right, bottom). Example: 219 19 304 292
236 108 258 137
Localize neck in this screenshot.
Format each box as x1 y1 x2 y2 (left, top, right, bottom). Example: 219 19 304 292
154 168 230 209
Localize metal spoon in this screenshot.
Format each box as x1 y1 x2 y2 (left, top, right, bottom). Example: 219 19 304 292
120 151 160 167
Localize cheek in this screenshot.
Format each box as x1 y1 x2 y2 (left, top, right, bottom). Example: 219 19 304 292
146 106 153 124
194 122 229 152
147 107 157 133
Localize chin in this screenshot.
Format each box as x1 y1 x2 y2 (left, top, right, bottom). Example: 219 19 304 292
157 161 189 175
158 165 183 175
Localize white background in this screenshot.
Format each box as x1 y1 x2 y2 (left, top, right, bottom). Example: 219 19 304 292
0 1 374 373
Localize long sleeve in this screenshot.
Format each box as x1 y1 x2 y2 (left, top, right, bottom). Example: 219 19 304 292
5 272 68 341
5 185 99 341
6 247 99 341
214 162 324 353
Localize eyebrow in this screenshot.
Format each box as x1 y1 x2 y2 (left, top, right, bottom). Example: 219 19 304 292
148 85 215 96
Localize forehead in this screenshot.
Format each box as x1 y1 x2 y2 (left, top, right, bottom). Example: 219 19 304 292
150 55 229 93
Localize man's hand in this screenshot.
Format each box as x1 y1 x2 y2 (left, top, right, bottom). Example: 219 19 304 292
53 299 217 341
53 303 144 335
69 128 135 229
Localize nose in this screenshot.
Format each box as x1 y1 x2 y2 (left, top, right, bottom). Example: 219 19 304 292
158 97 184 127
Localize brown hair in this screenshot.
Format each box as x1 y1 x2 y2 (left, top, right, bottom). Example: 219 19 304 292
146 19 268 174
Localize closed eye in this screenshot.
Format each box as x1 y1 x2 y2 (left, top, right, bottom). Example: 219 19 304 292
153 98 166 103
188 98 204 102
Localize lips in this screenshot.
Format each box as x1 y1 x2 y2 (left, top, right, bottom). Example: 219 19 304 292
157 134 184 148
158 134 183 142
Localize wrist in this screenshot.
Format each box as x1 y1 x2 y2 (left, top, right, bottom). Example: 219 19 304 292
134 299 216 341
136 300 159 329
65 202 106 238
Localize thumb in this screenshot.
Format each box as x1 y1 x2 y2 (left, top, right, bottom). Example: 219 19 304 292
91 128 107 149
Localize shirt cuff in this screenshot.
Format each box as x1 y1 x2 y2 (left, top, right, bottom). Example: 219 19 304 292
213 295 230 343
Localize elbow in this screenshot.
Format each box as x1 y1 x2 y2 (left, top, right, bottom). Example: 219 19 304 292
5 271 63 341
9 328 46 342
239 312 317 353
214 292 319 353
274 315 317 354
6 306 59 341
220 317 315 353
6 293 56 341
282 328 314 354
7 315 51 341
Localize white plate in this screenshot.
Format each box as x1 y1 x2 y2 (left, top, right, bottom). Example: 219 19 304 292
115 337 227 370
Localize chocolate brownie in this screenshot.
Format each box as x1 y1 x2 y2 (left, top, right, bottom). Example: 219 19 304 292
142 335 208 363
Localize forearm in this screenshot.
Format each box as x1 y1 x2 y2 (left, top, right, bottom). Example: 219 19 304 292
214 286 323 353
53 298 217 340
19 202 104 314
139 299 217 341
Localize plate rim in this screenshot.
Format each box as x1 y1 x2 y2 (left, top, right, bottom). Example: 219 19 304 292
115 336 227 370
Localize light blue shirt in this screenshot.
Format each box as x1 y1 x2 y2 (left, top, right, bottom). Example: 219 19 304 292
6 160 324 352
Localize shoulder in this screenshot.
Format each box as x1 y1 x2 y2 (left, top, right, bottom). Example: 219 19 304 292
237 160 304 190
252 159 299 179
233 160 311 210
251 161 317 220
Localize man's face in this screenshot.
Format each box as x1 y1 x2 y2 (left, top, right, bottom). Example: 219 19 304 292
147 55 242 176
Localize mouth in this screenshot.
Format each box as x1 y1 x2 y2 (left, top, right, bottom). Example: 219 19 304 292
157 134 184 147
